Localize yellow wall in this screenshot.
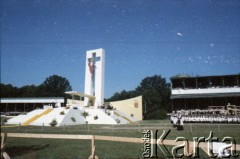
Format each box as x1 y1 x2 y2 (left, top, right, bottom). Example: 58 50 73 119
109 96 143 120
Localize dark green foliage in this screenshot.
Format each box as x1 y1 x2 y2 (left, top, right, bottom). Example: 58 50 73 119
106 75 171 120
18 85 39 97
60 111 65 115
0 75 72 98
105 90 137 102
94 115 98 120
0 83 18 97
81 111 89 119
136 75 171 119
147 109 168 120
71 117 76 122
49 119 57 127
40 75 72 97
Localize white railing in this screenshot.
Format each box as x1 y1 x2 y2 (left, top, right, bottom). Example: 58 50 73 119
172 87 240 95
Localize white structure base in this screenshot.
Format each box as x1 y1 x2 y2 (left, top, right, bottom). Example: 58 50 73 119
6 106 139 126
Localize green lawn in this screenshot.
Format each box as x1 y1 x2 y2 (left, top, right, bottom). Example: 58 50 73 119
1 120 240 159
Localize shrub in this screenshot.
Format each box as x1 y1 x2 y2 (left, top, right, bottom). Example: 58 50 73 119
50 119 57 127
71 117 76 122
81 111 89 119
115 119 120 123
60 111 65 115
94 115 98 120
1 117 7 123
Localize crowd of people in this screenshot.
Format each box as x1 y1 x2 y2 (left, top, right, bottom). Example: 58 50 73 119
175 108 226 116
183 115 240 123
170 109 240 124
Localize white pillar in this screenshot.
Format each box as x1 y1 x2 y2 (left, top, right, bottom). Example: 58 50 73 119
84 48 105 108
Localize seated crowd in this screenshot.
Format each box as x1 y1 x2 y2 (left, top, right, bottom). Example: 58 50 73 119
183 115 240 123
170 108 240 124
98 104 114 110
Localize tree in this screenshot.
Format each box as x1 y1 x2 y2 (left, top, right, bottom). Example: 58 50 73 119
0 83 18 97
18 85 38 97
39 75 72 97
106 75 171 119
1 75 72 98
105 90 137 102
135 75 171 119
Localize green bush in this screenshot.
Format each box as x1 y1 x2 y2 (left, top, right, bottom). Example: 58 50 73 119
1 117 7 123
60 111 65 115
50 119 57 127
81 111 89 119
71 117 76 122
94 115 98 120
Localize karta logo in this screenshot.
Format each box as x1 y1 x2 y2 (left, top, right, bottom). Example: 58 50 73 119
142 130 239 158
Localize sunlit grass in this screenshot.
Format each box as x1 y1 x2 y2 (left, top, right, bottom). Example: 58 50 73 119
1 120 240 158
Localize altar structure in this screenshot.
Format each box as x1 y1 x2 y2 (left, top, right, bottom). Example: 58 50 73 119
6 48 142 126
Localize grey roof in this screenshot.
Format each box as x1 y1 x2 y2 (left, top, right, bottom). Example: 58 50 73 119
0 97 64 103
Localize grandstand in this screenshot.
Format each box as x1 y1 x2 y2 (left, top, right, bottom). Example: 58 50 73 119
170 74 240 115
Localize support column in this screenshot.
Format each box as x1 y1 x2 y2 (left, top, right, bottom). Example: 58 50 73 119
182 80 185 89
6 103 8 112
208 78 211 87
197 98 200 109
195 79 198 88
236 77 239 86
15 103 17 112
184 98 187 109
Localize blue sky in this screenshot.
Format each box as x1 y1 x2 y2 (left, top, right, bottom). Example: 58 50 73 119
1 0 240 98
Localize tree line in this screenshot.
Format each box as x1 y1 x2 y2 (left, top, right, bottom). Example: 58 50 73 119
0 75 72 98
1 74 171 119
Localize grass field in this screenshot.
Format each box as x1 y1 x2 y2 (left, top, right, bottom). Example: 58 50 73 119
1 120 240 159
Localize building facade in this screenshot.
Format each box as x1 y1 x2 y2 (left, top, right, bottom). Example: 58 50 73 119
170 74 240 113
0 97 64 114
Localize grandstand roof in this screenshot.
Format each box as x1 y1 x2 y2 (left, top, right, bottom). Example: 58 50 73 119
170 74 240 80
0 97 64 103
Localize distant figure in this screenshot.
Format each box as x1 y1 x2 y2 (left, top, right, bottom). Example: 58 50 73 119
88 58 94 78
170 114 178 128
177 114 184 131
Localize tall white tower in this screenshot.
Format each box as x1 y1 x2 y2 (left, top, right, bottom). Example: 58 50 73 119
84 48 105 107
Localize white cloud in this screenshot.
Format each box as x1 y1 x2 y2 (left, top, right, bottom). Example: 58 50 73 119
210 43 214 47
177 32 183 36
188 57 193 62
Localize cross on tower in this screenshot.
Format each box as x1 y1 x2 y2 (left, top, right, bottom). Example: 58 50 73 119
88 53 101 96
84 48 105 107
